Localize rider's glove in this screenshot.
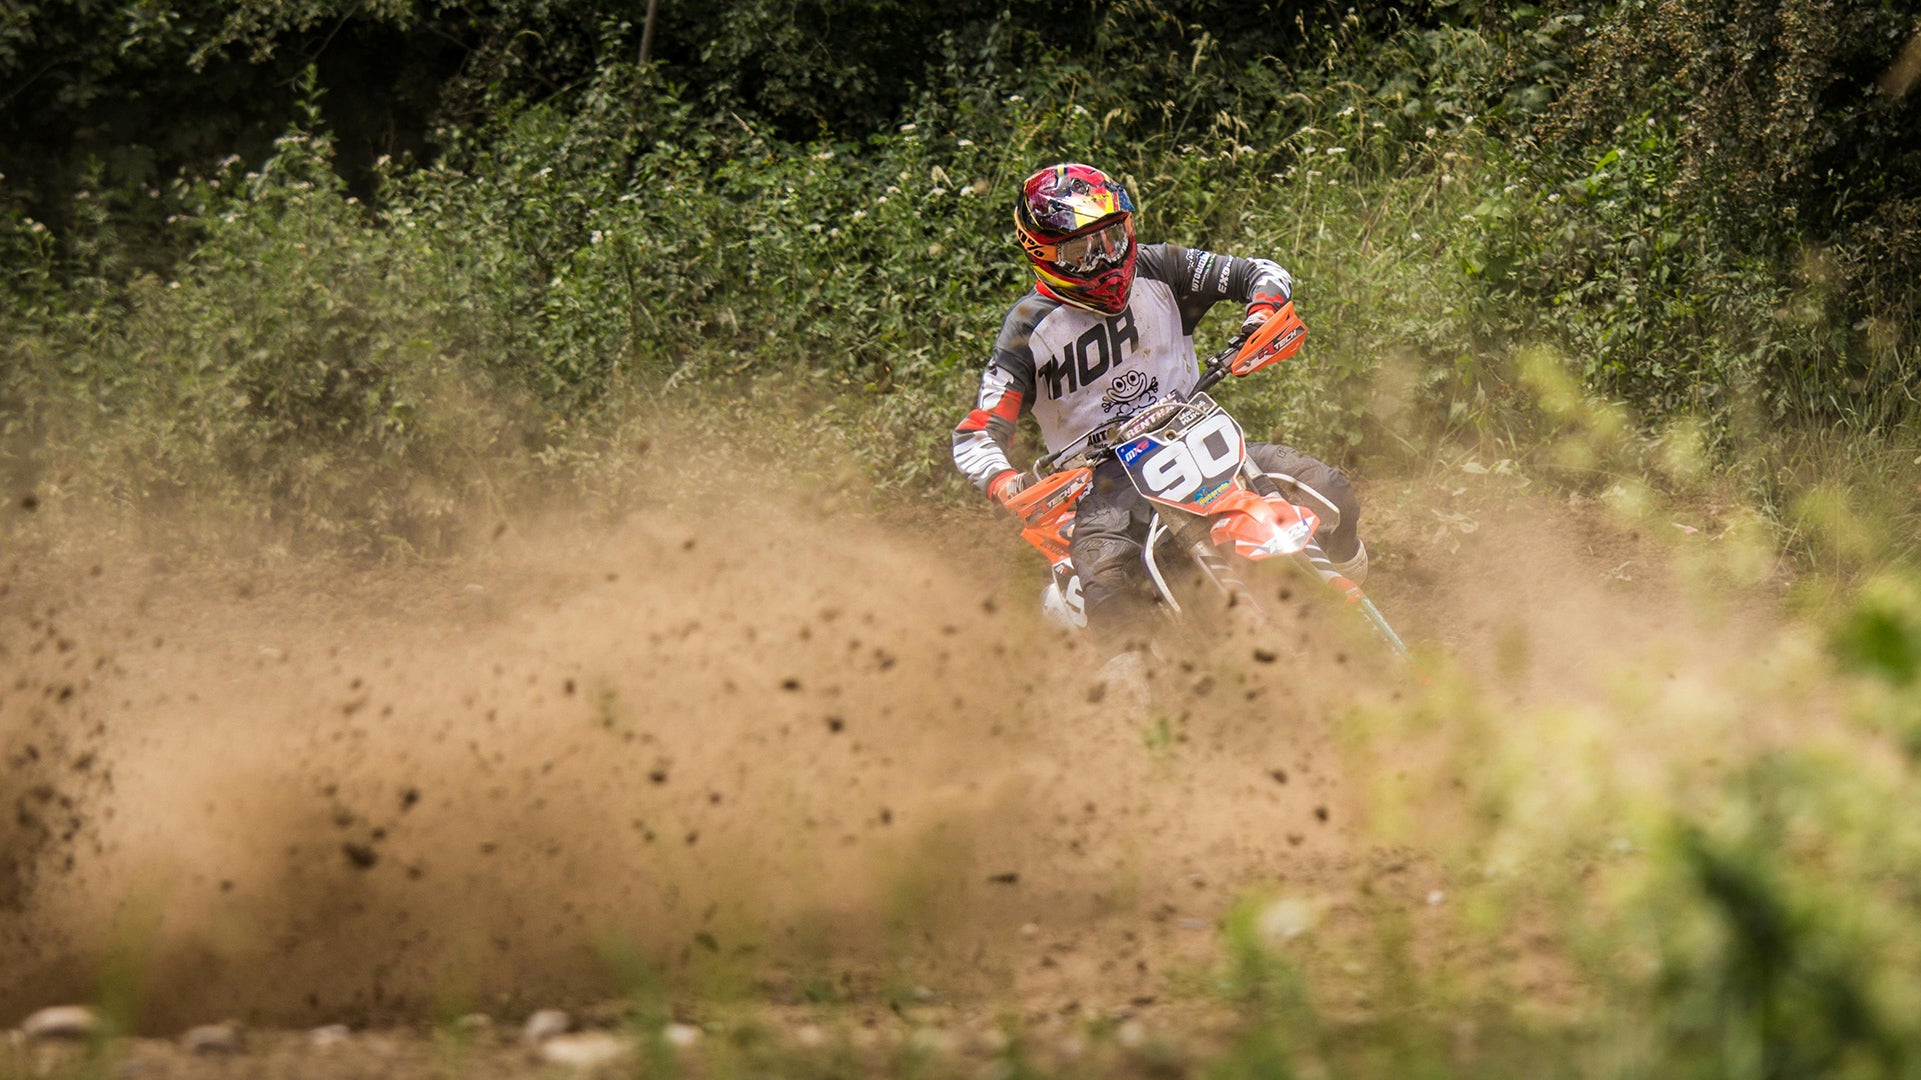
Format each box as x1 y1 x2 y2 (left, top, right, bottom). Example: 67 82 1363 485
1238 301 1280 343
987 469 1028 514
1230 297 1307 377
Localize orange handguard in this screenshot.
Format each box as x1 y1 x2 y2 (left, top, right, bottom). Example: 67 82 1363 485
1003 467 1093 564
1231 300 1307 376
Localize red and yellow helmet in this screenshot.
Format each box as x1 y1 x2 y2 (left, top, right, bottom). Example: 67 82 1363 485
1013 163 1138 315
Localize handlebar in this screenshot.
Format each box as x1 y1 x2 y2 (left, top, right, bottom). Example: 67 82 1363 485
1033 339 1244 475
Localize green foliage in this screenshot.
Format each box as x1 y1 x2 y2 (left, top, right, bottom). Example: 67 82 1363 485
1833 575 1921 688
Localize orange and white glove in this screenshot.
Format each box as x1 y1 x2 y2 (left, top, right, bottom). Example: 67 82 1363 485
987 469 1028 514
1237 301 1280 342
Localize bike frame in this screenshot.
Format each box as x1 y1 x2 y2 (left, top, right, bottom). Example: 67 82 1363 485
1008 344 1411 660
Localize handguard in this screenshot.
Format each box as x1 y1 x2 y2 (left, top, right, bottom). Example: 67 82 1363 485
1230 300 1308 377
1003 467 1093 564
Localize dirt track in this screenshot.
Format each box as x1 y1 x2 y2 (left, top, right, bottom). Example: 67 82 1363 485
0 466 1779 1060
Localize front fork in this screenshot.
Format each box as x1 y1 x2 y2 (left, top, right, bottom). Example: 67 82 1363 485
1237 461 1347 594
1240 461 1413 660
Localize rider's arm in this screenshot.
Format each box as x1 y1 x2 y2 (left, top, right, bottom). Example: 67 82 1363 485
1135 244 1295 336
952 304 1043 498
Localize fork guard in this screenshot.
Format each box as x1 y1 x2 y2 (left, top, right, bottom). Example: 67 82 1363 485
1208 488 1321 560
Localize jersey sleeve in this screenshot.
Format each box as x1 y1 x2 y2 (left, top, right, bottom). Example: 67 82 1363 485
1135 243 1296 336
952 302 1044 493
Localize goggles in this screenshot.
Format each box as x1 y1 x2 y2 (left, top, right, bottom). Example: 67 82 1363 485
1037 219 1132 274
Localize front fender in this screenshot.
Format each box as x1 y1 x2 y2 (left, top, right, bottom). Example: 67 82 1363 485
1208 489 1320 559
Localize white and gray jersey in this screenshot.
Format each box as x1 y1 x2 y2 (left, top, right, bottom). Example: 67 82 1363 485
952 243 1293 491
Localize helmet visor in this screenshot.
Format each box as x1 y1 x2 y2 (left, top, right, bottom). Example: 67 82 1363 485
1044 219 1132 274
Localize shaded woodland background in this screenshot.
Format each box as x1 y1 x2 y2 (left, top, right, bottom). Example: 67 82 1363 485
3 0 1917 552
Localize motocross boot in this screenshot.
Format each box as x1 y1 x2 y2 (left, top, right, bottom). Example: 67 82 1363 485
1332 539 1369 585
1092 648 1152 722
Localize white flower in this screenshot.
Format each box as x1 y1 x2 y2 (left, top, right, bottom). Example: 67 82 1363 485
168 280 180 289
851 210 868 220
959 185 975 197
1548 193 1562 203
813 149 835 161
1409 231 1421 240
1338 105 1355 117
899 123 917 133
885 185 900 194
1239 144 1255 153
806 223 823 232
590 230 603 243
1326 147 1347 155
828 227 840 237
876 196 888 204
1425 126 1438 138
956 138 974 147
1006 94 1024 103
1072 104 1089 116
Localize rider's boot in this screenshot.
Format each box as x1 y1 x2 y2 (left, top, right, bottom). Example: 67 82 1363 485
1092 648 1152 721
1332 539 1369 586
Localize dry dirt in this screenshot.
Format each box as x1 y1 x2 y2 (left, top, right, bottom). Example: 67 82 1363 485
0 462 1784 1074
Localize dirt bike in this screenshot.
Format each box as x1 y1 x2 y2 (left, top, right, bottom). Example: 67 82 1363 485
1001 302 1411 662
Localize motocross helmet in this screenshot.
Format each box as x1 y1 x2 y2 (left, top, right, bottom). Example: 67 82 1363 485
1014 163 1138 315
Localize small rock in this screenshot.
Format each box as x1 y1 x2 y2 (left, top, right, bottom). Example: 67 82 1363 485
307 1024 351 1048
662 1022 701 1049
451 1013 493 1036
180 1022 243 1054
538 1031 631 1069
519 1009 571 1046
793 1024 827 1048
21 1005 101 1041
1257 896 1321 944
1426 889 1447 906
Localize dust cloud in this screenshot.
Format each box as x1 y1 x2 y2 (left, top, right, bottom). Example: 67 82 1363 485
0 479 1369 1033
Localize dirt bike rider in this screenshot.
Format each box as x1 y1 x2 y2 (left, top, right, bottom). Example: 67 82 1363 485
952 162 1370 658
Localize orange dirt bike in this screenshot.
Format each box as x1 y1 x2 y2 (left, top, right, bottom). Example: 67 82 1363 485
1002 306 1411 661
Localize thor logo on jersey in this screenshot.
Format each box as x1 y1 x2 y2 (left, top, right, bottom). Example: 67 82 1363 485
1034 308 1140 400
